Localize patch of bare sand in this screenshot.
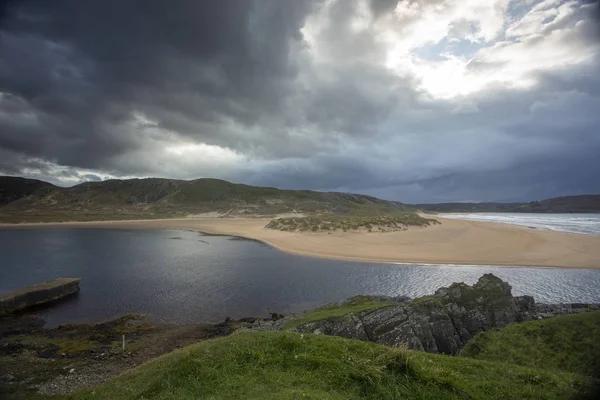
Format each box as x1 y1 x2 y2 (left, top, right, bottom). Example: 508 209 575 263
2 215 600 269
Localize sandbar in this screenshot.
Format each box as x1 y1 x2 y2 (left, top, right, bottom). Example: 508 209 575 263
2 215 600 269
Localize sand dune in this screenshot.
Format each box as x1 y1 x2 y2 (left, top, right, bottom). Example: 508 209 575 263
3 215 600 269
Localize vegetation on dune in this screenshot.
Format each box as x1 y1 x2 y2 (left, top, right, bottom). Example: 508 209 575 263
70 331 582 400
461 311 600 377
266 212 439 233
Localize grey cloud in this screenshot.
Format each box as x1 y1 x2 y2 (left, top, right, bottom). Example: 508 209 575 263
369 0 399 17
81 174 102 182
0 0 318 165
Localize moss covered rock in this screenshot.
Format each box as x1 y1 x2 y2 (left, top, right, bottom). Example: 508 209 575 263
293 274 598 355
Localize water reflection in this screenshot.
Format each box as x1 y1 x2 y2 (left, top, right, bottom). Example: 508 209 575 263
1 228 599 327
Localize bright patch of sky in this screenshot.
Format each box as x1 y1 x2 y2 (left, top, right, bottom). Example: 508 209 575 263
381 0 598 99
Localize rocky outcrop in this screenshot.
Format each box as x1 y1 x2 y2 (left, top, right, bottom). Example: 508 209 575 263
292 274 600 355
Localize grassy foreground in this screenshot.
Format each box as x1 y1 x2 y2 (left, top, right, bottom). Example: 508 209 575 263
461 311 600 377
70 331 582 400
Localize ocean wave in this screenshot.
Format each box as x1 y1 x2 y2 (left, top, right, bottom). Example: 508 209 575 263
443 213 600 236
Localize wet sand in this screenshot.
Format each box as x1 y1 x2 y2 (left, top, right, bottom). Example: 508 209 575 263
3 214 600 269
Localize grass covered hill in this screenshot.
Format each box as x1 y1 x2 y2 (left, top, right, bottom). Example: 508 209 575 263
69 331 584 400
0 177 56 207
0 177 409 223
67 311 600 400
461 311 600 377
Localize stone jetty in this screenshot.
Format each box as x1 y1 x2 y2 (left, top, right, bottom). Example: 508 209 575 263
0 278 81 314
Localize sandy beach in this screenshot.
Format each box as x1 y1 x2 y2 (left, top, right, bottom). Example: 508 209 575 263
3 215 600 269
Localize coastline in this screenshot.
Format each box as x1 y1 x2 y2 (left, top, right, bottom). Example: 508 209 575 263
2 215 600 269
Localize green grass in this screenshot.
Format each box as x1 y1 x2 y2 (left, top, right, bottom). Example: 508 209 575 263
266 213 439 233
4 334 95 354
409 295 446 308
69 331 582 400
1 314 152 358
284 297 397 329
461 311 600 377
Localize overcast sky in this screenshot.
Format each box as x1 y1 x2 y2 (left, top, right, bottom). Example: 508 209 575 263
1 0 599 202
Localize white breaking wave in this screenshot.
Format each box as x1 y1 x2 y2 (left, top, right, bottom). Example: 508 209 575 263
442 213 600 236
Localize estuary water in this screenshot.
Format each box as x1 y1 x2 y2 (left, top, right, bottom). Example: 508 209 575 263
1 228 599 327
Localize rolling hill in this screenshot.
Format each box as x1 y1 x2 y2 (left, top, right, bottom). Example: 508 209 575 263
0 177 56 207
0 176 408 223
1 176 598 223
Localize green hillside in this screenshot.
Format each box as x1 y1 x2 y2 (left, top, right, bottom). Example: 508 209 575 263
0 177 408 223
461 311 600 377
0 176 56 207
69 331 583 400
2 175 598 223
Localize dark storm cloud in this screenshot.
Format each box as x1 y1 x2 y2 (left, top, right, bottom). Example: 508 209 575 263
0 0 599 202
0 0 318 167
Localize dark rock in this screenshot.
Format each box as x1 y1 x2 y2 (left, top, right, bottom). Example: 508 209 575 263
296 313 369 341
514 295 536 321
0 342 26 356
237 317 258 324
0 374 16 383
294 274 600 355
269 313 285 321
535 303 600 319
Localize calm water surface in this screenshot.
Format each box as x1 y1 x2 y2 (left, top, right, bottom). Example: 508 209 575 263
1 228 599 327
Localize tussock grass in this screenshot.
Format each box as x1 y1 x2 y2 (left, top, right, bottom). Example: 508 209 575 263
266 212 439 233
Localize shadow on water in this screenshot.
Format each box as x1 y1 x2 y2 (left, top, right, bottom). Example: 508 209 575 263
7 292 81 325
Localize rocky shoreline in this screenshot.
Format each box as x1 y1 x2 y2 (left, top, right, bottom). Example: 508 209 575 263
236 274 600 355
1 274 599 398
0 314 243 398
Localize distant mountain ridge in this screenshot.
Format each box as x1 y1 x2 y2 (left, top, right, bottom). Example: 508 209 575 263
0 176 408 223
413 195 600 213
